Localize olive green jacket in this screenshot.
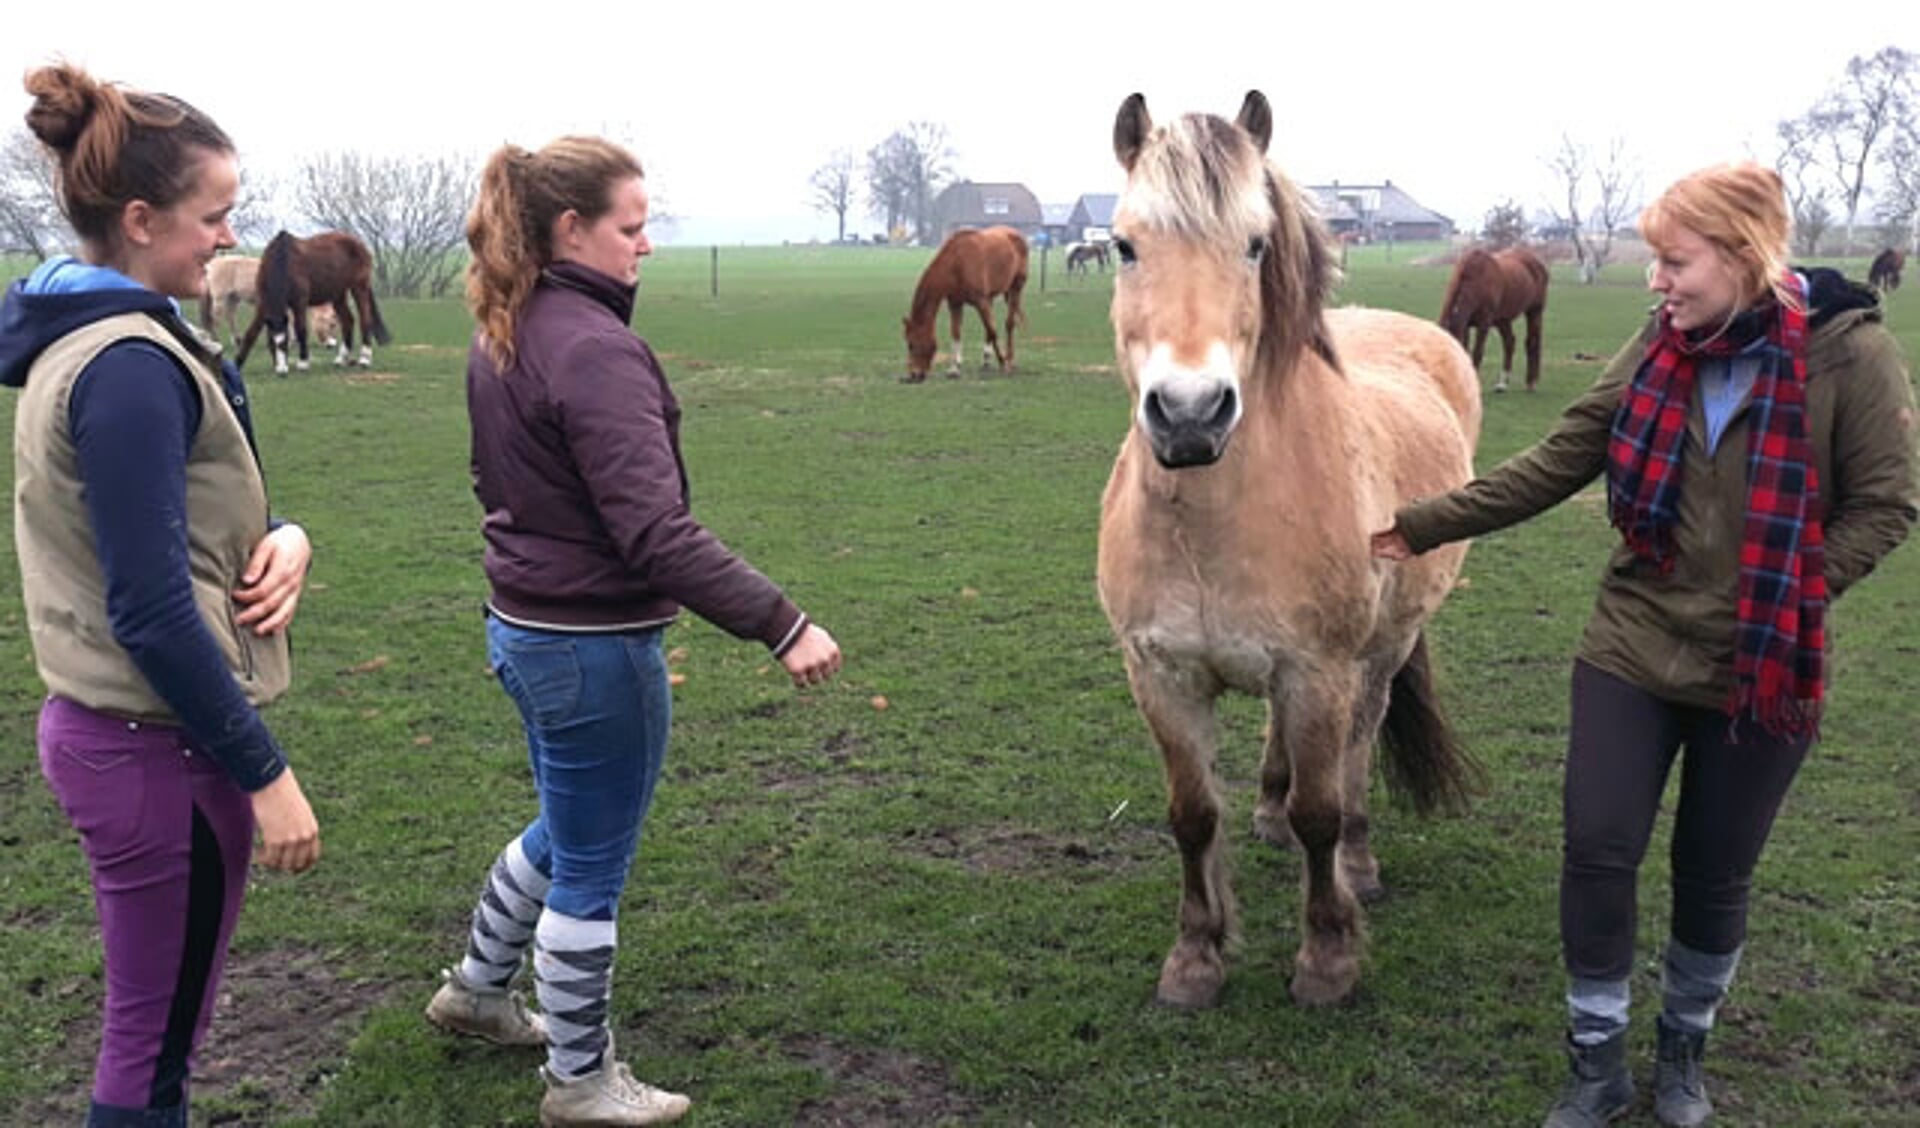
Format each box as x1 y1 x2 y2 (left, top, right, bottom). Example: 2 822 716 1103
1396 304 1917 709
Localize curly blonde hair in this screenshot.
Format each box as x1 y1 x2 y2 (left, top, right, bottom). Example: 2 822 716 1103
465 136 644 368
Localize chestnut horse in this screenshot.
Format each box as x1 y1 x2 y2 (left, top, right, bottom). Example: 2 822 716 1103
1868 247 1905 294
1439 246 1549 392
235 230 391 374
198 254 259 349
902 226 1028 381
1098 91 1482 1009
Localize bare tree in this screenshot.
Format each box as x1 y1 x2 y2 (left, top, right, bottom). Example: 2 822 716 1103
866 123 954 245
230 166 283 248
1878 107 1920 252
294 151 475 298
809 149 858 242
1803 47 1915 251
1588 139 1641 274
1544 135 1595 282
0 127 69 261
1480 200 1527 248
1775 116 1836 255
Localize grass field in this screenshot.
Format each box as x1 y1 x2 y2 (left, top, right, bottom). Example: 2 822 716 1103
0 243 1915 1126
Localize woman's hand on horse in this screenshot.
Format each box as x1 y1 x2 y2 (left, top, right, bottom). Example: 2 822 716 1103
234 524 313 635
781 624 843 689
251 766 321 873
1370 526 1414 561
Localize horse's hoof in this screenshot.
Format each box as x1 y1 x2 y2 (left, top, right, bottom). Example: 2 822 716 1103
1290 956 1359 1008
1155 945 1225 1010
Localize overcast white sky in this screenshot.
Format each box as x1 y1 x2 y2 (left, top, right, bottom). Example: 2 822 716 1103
9 3 1914 245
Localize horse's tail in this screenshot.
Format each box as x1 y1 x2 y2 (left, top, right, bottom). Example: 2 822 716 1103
363 288 393 345
1378 631 1484 817
257 231 295 316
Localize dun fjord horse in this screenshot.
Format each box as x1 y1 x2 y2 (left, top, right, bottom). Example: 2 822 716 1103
1868 247 1905 294
1066 241 1110 275
1439 246 1549 392
235 230 391 374
902 226 1028 381
198 254 259 349
1098 91 1482 1009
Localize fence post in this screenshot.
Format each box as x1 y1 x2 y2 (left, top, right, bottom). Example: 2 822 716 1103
710 246 718 298
1040 243 1048 293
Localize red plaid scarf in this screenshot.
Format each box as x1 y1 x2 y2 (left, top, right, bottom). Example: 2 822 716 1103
1607 274 1824 735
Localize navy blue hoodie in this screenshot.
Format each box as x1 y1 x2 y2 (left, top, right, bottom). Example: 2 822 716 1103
0 270 288 791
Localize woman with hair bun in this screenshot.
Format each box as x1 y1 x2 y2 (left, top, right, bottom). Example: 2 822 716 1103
1373 162 1918 1126
423 135 840 1127
1 63 320 1127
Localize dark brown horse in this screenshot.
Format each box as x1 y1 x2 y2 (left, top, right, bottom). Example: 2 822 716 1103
902 226 1028 381
1439 246 1549 392
235 230 390 374
1066 241 1110 275
1868 248 1905 294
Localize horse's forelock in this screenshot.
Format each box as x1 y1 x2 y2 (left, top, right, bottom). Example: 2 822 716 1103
1120 114 1270 242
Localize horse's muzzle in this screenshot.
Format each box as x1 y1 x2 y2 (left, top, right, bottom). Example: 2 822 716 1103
1143 384 1237 468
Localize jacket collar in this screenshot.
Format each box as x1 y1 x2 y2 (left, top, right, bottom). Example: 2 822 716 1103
540 261 637 325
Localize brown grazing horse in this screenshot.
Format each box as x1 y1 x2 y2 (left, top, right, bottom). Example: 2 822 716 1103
198 254 259 349
1868 247 1905 294
1098 91 1482 1009
235 230 391 374
902 226 1028 381
1439 246 1549 392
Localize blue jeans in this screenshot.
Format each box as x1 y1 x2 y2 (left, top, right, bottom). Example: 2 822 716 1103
486 616 672 921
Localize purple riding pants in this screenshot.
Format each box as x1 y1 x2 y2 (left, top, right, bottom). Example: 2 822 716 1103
37 695 253 1119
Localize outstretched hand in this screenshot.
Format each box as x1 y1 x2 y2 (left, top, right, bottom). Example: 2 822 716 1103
234 523 312 635
1370 527 1413 561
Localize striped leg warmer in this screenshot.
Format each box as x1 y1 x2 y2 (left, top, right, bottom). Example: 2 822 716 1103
458 834 551 991
534 909 618 1080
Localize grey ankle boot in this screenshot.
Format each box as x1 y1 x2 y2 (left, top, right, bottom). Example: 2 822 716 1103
1654 1017 1712 1126
1542 1030 1634 1128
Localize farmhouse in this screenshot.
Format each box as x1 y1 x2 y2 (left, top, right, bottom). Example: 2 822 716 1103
1067 193 1117 244
1304 180 1453 242
934 181 1044 241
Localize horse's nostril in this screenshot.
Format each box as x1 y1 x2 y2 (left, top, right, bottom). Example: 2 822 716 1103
1208 387 1238 429
1143 389 1171 431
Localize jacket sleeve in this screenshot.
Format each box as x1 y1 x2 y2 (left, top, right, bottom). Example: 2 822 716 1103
1395 324 1648 554
1821 324 1919 597
70 342 289 792
552 330 806 652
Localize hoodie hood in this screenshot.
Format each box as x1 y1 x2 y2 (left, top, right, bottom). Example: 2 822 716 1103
1797 265 1881 330
1 257 183 389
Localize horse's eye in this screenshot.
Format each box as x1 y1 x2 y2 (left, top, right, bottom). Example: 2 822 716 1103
1247 236 1267 263
1113 238 1137 265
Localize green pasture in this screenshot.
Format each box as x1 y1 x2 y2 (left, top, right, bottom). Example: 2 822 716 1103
0 244 1914 1125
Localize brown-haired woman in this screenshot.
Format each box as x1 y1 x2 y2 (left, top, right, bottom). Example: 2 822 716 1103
423 136 840 1127
1 63 320 1127
1374 161 1917 1126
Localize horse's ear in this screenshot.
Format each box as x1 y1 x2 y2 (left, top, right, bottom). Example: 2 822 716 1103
1114 93 1152 172
1236 91 1272 155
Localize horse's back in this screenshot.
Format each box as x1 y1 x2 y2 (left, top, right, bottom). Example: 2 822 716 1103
1330 306 1480 463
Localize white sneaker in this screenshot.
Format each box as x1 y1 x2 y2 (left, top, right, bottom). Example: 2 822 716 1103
539 1059 691 1127
424 966 547 1047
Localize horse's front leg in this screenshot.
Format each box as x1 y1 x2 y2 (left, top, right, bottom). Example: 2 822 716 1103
973 300 1002 371
1335 661 1399 906
1126 656 1233 1009
1285 667 1365 1006
945 301 964 377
